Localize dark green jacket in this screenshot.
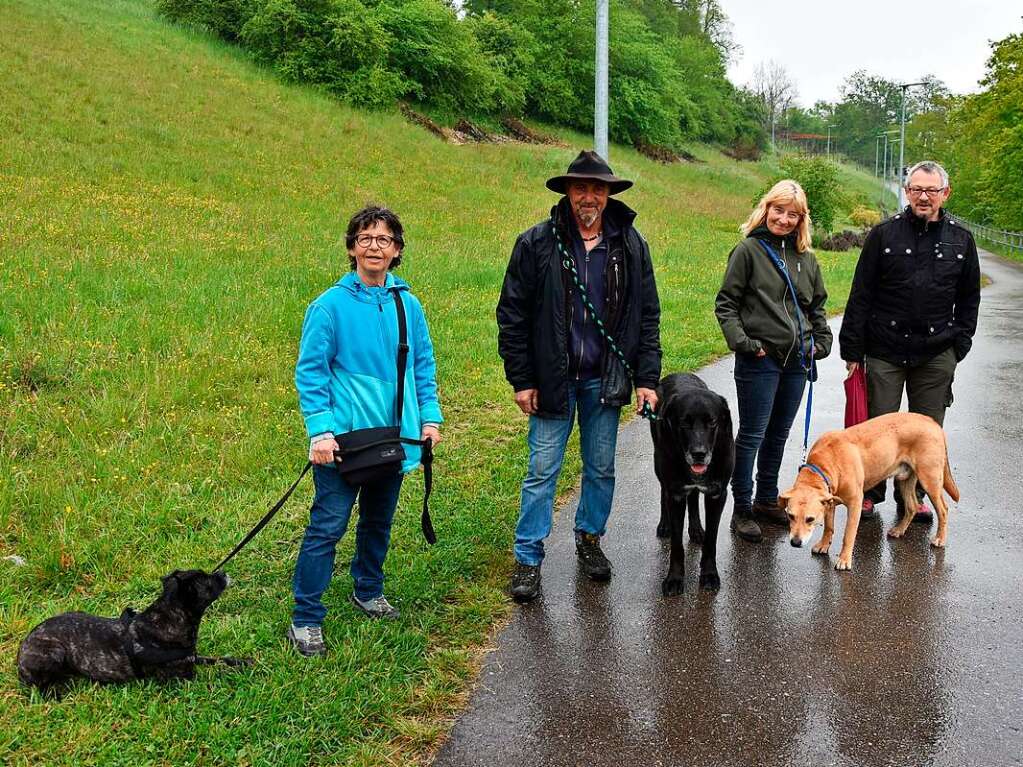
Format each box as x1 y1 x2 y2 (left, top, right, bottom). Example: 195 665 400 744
715 226 833 367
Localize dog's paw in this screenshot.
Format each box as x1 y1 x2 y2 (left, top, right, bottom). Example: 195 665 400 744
834 556 853 571
929 536 946 548
689 527 705 545
655 523 670 539
887 527 905 539
661 575 685 597
811 541 829 556
698 570 720 591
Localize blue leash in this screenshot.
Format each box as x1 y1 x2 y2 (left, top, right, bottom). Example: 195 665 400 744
758 239 815 460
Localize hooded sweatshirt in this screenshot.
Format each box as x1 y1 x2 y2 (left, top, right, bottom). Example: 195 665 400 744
295 271 442 473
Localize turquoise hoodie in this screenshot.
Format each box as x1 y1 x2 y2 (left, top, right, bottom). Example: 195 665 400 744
295 271 443 473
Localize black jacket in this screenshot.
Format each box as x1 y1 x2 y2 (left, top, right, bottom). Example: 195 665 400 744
839 207 981 367
496 197 662 418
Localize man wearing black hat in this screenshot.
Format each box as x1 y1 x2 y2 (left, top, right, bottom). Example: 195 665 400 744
497 150 662 602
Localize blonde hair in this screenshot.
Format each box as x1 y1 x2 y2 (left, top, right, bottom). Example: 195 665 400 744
741 179 813 253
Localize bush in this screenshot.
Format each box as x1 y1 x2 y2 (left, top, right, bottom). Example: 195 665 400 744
849 205 881 228
779 155 844 235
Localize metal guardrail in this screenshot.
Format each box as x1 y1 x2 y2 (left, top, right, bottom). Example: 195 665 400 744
946 213 1023 255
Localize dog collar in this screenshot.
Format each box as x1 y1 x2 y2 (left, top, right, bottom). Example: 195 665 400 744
799 462 832 493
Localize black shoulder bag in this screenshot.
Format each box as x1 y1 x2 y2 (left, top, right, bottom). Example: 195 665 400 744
333 288 437 544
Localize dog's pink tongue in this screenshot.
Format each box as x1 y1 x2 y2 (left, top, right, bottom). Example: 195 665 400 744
691 463 708 475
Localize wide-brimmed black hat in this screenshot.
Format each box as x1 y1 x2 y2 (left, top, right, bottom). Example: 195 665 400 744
546 150 634 195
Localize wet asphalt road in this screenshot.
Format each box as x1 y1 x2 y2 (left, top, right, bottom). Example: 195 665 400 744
434 250 1023 767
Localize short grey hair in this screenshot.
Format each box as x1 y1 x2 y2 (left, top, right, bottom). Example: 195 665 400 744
905 160 949 189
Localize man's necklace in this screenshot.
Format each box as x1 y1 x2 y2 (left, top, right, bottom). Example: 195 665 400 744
581 231 602 242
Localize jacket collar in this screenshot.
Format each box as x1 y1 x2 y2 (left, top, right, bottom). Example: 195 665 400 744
551 196 637 236
749 224 797 251
903 205 947 233
337 271 409 295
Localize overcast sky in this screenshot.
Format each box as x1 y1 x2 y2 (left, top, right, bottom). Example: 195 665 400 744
724 0 1022 105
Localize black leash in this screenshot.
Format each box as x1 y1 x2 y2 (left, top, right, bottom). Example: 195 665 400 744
212 439 435 571
213 461 312 572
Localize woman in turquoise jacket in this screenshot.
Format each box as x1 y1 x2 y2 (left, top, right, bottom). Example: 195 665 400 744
288 206 443 657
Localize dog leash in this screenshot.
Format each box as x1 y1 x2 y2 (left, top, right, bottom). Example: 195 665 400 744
758 239 815 459
552 218 657 421
213 462 312 572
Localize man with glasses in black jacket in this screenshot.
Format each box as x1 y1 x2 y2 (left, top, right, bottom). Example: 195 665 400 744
839 160 981 523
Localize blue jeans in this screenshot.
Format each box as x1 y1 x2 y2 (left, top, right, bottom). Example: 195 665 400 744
514 379 620 566
292 465 404 627
731 353 807 512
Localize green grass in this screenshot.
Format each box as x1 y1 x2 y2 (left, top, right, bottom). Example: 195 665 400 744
0 1 862 764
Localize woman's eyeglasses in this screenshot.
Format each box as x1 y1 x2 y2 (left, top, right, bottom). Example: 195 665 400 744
354 234 397 249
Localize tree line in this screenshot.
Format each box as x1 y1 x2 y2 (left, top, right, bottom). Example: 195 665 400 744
764 28 1022 231
157 0 766 153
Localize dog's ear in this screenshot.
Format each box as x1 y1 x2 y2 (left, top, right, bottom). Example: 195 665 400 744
777 491 792 510
717 397 733 438
161 571 182 597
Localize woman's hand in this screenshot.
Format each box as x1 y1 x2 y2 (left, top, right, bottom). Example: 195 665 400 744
421 424 441 448
755 348 767 358
310 438 338 465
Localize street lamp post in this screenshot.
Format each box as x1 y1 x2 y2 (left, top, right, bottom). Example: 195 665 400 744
594 0 609 160
875 134 882 178
898 81 925 206
888 137 901 209
826 124 835 157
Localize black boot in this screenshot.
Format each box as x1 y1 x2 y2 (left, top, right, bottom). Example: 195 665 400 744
510 562 541 603
575 532 612 581
730 507 762 542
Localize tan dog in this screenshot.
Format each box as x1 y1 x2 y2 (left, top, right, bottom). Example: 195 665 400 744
779 412 960 570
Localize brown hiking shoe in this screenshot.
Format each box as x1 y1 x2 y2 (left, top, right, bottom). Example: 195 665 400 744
730 509 762 542
753 500 789 527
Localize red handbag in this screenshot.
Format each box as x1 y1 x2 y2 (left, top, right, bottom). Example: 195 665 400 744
844 366 868 427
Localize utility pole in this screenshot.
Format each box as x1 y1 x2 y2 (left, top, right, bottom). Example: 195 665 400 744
594 0 609 160
875 134 882 178
898 81 925 207
826 124 835 157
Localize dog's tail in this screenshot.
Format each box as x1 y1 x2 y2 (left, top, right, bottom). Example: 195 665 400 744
943 448 960 503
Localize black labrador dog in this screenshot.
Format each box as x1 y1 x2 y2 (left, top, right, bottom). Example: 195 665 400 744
650 373 734 596
17 569 247 696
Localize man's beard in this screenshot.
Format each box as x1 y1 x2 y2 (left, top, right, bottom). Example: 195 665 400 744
576 205 600 228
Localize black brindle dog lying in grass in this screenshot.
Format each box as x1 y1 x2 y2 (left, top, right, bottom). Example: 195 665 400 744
650 373 735 596
17 569 249 696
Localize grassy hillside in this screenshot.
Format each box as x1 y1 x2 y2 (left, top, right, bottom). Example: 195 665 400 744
0 1 860 764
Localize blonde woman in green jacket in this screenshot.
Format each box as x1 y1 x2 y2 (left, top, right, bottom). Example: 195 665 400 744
715 180 832 543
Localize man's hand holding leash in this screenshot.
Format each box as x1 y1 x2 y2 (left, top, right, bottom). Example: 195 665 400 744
636 387 658 415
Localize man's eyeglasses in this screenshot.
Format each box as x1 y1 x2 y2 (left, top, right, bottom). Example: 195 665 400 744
354 234 397 249
906 186 946 198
